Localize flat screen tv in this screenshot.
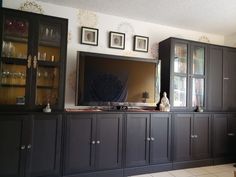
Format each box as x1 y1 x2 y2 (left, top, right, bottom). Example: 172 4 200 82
76 52 160 106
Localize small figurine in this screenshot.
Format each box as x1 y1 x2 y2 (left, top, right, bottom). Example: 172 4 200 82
159 92 170 112
43 102 51 113
195 105 203 112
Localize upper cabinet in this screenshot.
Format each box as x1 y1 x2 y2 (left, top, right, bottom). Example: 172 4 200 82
159 38 206 111
0 8 68 111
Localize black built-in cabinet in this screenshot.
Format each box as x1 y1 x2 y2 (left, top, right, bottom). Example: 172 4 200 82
124 113 172 176
172 113 212 169
212 113 236 164
159 38 207 111
0 113 62 177
63 113 123 176
0 8 68 111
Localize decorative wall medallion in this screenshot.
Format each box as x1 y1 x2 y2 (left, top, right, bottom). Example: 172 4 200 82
123 50 136 57
19 0 44 14
198 35 210 43
117 22 135 41
78 9 98 27
150 42 159 59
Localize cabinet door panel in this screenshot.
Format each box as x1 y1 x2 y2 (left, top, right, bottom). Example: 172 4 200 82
125 114 150 167
192 114 211 159
213 114 228 157
64 114 95 174
150 114 171 164
0 115 27 177
207 46 223 111
223 48 236 111
27 114 62 177
227 114 236 156
173 114 191 161
95 114 122 170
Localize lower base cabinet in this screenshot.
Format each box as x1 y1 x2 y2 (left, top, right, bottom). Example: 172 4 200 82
124 113 172 176
1 112 236 177
0 113 62 177
63 113 123 176
173 113 212 169
213 113 236 164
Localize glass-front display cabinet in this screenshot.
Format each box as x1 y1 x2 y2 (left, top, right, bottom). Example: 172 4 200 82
159 38 206 110
0 8 68 111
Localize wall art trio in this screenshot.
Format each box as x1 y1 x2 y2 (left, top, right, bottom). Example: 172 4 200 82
80 26 149 52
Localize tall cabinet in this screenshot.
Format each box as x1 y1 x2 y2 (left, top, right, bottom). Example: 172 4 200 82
159 38 206 111
0 8 68 111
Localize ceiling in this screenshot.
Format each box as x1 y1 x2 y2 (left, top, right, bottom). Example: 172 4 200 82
38 0 236 36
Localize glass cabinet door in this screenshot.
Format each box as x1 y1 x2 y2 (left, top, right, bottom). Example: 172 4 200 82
174 43 187 74
35 21 61 106
191 45 205 107
0 15 29 105
173 42 188 107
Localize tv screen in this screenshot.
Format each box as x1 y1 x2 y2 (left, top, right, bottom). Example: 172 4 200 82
76 52 160 106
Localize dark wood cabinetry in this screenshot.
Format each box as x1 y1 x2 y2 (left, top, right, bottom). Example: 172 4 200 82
0 8 68 111
159 38 207 111
63 113 123 176
207 46 223 111
125 114 150 167
0 115 27 177
223 48 236 111
213 113 236 164
0 113 62 177
173 113 211 168
124 113 172 176
150 114 171 164
207 46 236 111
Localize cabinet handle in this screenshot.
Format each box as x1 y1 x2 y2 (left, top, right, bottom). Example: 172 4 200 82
223 77 230 80
228 133 235 136
27 144 32 149
96 140 100 144
21 145 26 150
147 137 151 141
27 55 32 68
191 135 195 138
194 135 198 138
33 56 37 69
150 137 155 141
91 141 96 144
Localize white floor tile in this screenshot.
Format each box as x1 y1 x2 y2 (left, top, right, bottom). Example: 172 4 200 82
169 169 194 177
151 171 174 177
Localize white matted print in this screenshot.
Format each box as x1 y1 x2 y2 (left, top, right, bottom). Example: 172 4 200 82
134 35 149 52
81 27 98 46
109 31 125 50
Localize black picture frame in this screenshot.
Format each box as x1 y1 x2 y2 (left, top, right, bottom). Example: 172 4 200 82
134 35 149 52
109 31 125 50
81 26 99 46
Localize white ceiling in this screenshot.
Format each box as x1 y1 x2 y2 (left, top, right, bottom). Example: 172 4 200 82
38 0 236 36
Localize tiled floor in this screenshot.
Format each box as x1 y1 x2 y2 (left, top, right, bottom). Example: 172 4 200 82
130 164 236 177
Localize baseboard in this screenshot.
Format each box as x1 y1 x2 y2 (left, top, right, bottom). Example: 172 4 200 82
123 163 172 176
173 159 213 170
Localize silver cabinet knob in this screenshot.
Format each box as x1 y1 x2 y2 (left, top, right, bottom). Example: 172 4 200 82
194 135 198 138
228 133 235 136
150 137 155 141
21 145 26 150
91 141 96 144
96 140 100 144
191 135 195 138
27 144 32 149
147 137 151 141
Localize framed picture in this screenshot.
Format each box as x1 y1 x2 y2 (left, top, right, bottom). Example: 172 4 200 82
81 27 98 46
109 31 125 50
134 35 149 52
